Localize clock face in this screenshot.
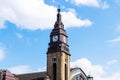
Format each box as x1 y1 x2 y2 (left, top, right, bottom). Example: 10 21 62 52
52 35 58 42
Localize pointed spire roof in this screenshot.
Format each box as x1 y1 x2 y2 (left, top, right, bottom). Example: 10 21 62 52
57 8 61 22
47 8 69 54
54 8 64 29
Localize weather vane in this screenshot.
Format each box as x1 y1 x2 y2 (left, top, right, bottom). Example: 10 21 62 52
58 5 60 9
58 5 61 12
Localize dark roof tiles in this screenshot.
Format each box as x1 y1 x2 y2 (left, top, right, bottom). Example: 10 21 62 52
15 72 47 80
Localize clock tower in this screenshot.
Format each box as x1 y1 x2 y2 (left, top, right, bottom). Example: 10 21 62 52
47 8 70 80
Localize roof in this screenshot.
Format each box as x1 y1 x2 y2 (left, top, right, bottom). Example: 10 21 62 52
70 68 88 80
0 70 18 80
15 72 47 80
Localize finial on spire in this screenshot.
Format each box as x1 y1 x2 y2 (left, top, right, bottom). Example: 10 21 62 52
57 5 61 23
57 5 61 13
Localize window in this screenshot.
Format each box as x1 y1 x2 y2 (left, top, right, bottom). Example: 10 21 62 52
53 63 57 80
65 64 67 80
80 77 84 80
75 76 84 80
80 76 84 80
52 58 57 62
65 59 67 62
76 77 79 80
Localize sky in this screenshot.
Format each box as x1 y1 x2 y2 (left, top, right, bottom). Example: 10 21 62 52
0 0 120 80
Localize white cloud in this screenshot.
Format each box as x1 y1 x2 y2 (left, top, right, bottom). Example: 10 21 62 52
107 59 118 65
8 65 47 74
117 24 120 32
96 73 120 80
62 11 92 28
107 25 120 44
66 0 109 9
0 45 5 61
0 0 92 30
8 65 32 74
101 1 109 9
70 58 120 80
70 58 105 77
107 36 120 43
52 0 55 3
38 66 46 72
106 73 120 80
16 33 23 39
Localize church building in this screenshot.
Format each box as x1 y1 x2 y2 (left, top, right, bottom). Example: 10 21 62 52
0 8 93 80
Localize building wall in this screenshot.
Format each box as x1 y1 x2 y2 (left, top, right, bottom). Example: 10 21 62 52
47 52 70 80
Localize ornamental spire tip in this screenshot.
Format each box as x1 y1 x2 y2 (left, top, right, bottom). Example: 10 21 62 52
57 5 61 13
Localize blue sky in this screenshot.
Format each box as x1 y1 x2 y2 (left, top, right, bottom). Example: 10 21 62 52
0 0 120 80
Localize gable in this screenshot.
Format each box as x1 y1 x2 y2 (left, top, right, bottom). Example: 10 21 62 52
70 68 88 80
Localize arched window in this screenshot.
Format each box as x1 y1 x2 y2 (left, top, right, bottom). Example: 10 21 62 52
53 63 57 80
79 76 84 80
75 75 84 80
65 64 67 80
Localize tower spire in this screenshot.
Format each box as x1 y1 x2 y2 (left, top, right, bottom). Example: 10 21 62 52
58 5 60 12
47 8 69 54
57 7 61 23
54 7 64 29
